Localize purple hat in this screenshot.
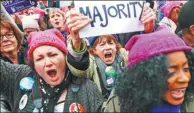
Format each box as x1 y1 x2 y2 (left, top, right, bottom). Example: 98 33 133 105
161 1 182 17
125 27 192 67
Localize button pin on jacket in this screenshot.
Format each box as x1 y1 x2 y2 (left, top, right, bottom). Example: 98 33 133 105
19 94 28 110
19 77 35 91
69 103 84 113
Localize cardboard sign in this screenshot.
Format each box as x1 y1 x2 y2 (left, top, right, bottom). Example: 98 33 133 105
2 0 37 14
75 1 145 38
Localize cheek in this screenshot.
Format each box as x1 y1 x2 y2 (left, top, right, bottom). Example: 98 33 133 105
34 62 44 75
55 56 66 68
163 90 171 102
94 48 104 57
110 45 117 52
59 17 64 21
167 77 176 89
13 39 18 48
50 19 55 24
58 59 66 68
0 42 3 47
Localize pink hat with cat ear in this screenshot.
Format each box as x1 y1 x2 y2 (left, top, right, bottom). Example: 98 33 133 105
125 27 192 67
161 1 182 17
27 29 67 61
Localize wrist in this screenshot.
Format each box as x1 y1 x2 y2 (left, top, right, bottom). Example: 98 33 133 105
72 38 82 49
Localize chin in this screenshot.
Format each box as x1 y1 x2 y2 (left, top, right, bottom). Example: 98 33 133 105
166 99 184 106
49 80 62 86
105 61 114 65
4 50 15 53
49 82 60 86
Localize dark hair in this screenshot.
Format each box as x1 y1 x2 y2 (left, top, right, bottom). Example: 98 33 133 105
184 49 194 101
115 50 194 112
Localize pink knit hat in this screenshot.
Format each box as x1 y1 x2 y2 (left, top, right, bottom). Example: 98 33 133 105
27 29 67 61
161 1 182 17
125 27 192 67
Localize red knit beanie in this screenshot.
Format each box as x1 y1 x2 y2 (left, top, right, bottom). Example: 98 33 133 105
125 27 192 67
27 29 67 61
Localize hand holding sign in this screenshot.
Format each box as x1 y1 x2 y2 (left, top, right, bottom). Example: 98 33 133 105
66 9 91 32
65 9 91 49
140 3 156 24
75 1 145 38
140 3 156 33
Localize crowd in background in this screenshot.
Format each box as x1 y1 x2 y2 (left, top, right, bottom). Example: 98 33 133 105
0 0 194 112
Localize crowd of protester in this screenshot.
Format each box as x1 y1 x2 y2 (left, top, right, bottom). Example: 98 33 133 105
0 0 194 112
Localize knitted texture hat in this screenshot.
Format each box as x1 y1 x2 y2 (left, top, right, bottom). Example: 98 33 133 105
161 1 182 17
125 27 192 67
178 1 194 29
27 29 67 61
21 14 40 30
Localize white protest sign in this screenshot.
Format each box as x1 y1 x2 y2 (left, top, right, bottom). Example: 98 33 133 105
60 1 72 7
75 1 145 38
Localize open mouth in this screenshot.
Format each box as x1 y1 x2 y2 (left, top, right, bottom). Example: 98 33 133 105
55 22 60 26
170 88 186 100
104 52 112 59
47 69 57 78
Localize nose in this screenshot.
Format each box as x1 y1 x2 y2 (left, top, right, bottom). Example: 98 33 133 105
44 57 53 67
104 43 111 50
177 70 191 83
54 16 58 20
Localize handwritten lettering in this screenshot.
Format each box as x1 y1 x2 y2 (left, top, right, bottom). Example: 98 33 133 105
79 1 145 28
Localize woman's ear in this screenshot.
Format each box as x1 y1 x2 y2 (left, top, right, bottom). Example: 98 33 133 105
91 48 97 55
89 47 96 55
189 25 194 35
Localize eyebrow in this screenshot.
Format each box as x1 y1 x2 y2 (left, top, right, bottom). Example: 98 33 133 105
47 51 54 55
36 54 43 58
169 61 188 69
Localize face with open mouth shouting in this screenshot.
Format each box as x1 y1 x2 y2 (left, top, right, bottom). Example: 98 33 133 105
33 45 66 86
93 37 117 65
49 11 65 30
163 51 191 105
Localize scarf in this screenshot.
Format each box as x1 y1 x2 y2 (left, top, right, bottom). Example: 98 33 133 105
95 53 124 97
32 70 71 112
151 101 182 113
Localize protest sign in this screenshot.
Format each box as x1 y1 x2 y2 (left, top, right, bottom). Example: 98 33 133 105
60 1 72 7
75 1 145 38
2 0 37 14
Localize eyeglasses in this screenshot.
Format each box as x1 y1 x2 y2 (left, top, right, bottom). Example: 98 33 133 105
1 33 14 40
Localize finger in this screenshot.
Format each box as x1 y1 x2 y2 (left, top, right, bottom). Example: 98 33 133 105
71 19 91 31
68 17 91 30
65 13 85 24
66 15 89 25
72 20 91 32
143 3 150 12
142 13 155 24
68 19 83 30
141 9 155 22
65 9 82 19
142 7 152 17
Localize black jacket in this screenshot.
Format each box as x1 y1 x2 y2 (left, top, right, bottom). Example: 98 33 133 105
0 51 25 112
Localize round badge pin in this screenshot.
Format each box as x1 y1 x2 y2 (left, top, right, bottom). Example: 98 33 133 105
69 103 84 113
19 77 35 91
19 94 28 110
